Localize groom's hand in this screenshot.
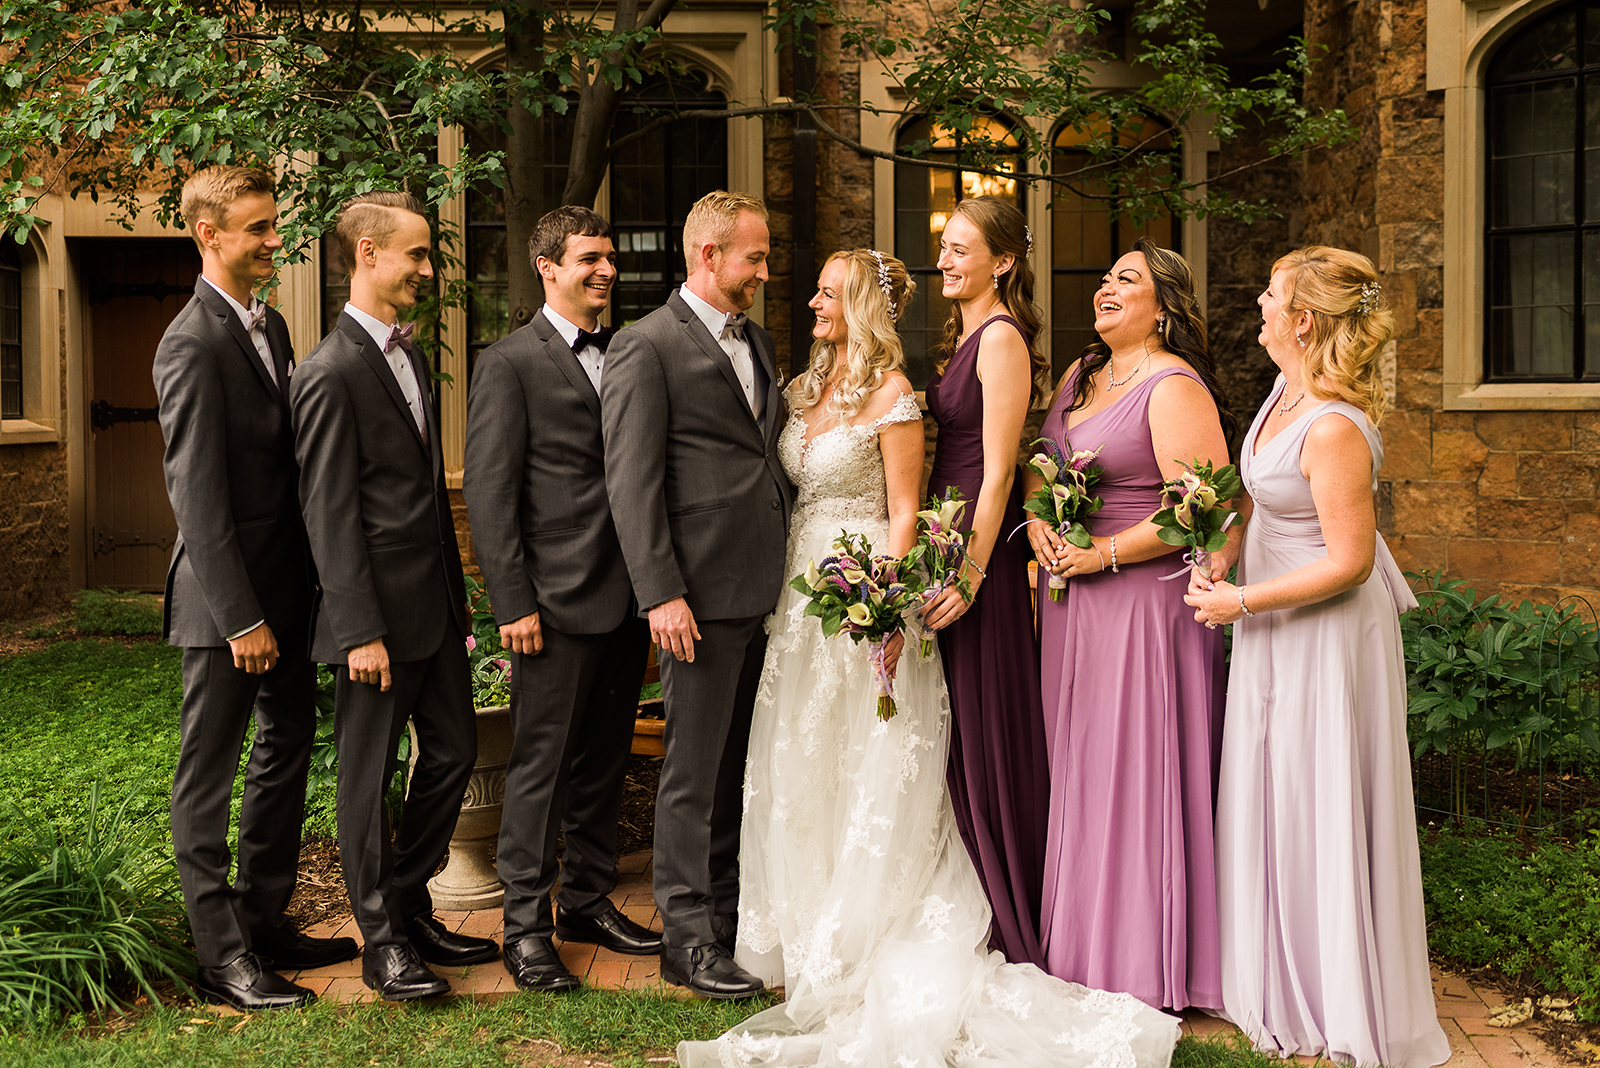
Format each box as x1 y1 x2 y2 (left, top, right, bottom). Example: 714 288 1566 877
650 597 701 663
500 612 544 656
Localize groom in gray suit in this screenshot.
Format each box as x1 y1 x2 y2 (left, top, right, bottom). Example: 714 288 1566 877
291 191 497 1001
601 190 792 999
463 206 656 992
155 166 358 1012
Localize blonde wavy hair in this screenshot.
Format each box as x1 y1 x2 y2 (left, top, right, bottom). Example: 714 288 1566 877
1272 245 1395 424
792 249 917 421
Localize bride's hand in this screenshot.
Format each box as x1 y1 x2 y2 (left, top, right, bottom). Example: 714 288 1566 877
882 630 905 679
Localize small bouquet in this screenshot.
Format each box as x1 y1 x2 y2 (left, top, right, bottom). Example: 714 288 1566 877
1152 458 1243 576
902 488 975 657
1021 439 1105 600
790 532 922 719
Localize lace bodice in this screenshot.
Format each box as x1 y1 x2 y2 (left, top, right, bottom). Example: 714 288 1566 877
780 389 923 538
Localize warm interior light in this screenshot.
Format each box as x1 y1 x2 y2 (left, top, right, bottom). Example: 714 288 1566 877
929 211 949 233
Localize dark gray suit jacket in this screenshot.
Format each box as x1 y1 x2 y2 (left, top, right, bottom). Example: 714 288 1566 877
290 312 468 665
463 311 634 635
154 278 312 649
600 290 792 621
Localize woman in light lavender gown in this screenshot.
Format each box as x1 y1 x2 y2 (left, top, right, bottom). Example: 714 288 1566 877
1185 246 1448 1068
1025 239 1232 1012
679 249 1180 1068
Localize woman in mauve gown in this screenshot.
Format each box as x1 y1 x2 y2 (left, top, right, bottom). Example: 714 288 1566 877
1185 247 1448 1068
920 195 1051 967
1024 238 1233 1011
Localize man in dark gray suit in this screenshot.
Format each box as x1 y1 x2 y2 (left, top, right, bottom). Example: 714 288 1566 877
464 206 657 993
601 190 792 999
155 165 357 1011
291 191 497 1001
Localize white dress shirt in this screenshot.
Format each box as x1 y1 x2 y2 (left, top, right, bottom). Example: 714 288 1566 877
200 275 276 388
679 285 757 414
344 302 428 440
541 305 605 394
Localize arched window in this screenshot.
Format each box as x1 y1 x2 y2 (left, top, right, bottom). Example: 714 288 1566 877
1485 2 1600 380
1050 113 1178 379
0 240 20 419
893 115 1025 386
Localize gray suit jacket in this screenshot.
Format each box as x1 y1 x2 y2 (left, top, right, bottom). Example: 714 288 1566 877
290 312 468 665
154 278 313 649
463 311 634 635
601 290 792 621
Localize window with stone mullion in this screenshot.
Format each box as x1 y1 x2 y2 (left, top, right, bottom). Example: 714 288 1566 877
0 241 21 420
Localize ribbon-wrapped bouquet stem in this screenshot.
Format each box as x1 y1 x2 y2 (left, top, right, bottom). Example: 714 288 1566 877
789 532 923 719
1152 458 1243 577
1020 440 1105 600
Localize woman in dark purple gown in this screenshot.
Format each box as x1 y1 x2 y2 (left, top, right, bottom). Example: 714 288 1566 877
921 196 1051 967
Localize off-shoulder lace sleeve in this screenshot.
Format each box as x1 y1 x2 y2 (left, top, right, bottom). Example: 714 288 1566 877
870 389 922 431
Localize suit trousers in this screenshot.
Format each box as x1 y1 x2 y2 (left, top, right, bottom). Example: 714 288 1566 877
171 644 316 968
334 640 474 949
498 616 650 941
653 614 767 949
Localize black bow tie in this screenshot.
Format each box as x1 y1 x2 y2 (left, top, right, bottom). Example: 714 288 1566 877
573 326 616 354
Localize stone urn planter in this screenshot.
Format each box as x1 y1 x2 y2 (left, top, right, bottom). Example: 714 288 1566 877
408 704 514 910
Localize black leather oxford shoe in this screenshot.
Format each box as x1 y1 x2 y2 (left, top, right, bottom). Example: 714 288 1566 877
197 952 315 1011
658 943 765 1000
555 901 663 956
252 925 360 970
361 943 450 1001
503 935 582 993
403 913 499 967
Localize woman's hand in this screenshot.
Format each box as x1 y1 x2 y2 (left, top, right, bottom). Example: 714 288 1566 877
1184 573 1242 629
1205 538 1242 584
882 630 906 678
1026 522 1066 575
921 573 980 631
1056 538 1106 579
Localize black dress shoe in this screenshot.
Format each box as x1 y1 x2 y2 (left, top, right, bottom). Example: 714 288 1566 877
503 935 581 993
197 952 315 1011
361 943 450 1001
252 925 360 970
403 913 499 967
659 943 765 1000
555 901 663 956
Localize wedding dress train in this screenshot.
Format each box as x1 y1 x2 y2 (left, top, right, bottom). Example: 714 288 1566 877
677 390 1179 1068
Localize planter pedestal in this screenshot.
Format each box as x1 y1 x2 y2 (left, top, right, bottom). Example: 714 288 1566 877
408 704 513 911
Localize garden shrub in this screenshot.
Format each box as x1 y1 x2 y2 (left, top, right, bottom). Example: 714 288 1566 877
0 787 190 1026
68 590 163 638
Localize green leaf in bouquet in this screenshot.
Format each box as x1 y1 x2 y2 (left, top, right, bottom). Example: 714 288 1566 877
1152 506 1177 526
1204 529 1229 552
1156 525 1189 547
1023 497 1055 521
790 575 814 595
1063 524 1093 548
821 612 843 638
1211 464 1243 500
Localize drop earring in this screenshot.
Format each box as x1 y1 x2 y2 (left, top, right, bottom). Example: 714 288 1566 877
992 271 1001 290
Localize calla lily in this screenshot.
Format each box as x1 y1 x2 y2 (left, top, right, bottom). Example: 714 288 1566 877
841 567 867 585
1031 452 1060 483
846 602 873 626
1194 484 1219 510
804 560 822 587
1174 498 1194 529
1069 445 1104 471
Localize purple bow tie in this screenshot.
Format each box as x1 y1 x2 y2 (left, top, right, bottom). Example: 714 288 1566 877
385 322 415 353
247 302 268 332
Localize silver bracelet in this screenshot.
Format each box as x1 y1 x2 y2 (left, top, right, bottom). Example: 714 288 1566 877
968 557 987 579
1238 585 1255 617
1109 535 1120 573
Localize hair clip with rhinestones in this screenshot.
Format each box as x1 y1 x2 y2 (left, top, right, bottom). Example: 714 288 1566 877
871 249 897 318
1358 280 1380 317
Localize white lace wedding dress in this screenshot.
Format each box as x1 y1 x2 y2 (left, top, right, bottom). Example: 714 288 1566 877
677 390 1180 1068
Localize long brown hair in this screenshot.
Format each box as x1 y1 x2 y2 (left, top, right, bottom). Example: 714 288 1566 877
933 196 1049 407
1064 237 1237 442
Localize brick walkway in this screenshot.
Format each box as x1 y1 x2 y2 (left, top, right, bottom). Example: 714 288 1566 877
288 852 1566 1068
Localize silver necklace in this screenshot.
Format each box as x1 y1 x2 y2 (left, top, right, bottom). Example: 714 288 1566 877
1104 348 1153 392
1278 389 1307 415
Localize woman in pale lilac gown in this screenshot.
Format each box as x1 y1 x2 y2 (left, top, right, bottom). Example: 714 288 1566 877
921 196 1051 967
1185 247 1448 1068
1024 239 1233 1011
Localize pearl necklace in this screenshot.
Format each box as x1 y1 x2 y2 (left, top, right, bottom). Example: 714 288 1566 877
1278 389 1307 416
1104 349 1153 392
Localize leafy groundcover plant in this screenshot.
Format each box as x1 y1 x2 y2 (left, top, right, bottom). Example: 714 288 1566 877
0 786 191 1026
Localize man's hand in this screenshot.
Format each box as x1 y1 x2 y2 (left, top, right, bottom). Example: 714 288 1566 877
649 597 701 663
229 623 279 675
500 612 544 656
347 637 392 691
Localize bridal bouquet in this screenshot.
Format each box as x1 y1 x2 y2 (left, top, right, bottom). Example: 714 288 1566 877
789 532 922 719
1021 439 1105 600
1152 459 1243 575
902 488 975 658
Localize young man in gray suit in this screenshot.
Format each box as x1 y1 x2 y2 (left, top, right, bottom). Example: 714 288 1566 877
464 206 657 993
155 165 357 1011
601 190 792 999
291 192 497 1001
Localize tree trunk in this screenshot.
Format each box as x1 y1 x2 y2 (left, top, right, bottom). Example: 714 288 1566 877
503 0 550 329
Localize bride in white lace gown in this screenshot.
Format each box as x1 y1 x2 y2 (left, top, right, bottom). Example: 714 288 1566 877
678 251 1180 1068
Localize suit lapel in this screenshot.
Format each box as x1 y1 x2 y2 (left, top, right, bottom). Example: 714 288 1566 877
194 278 280 399
408 340 443 480
531 313 601 419
669 292 759 431
342 314 428 459
751 329 785 451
